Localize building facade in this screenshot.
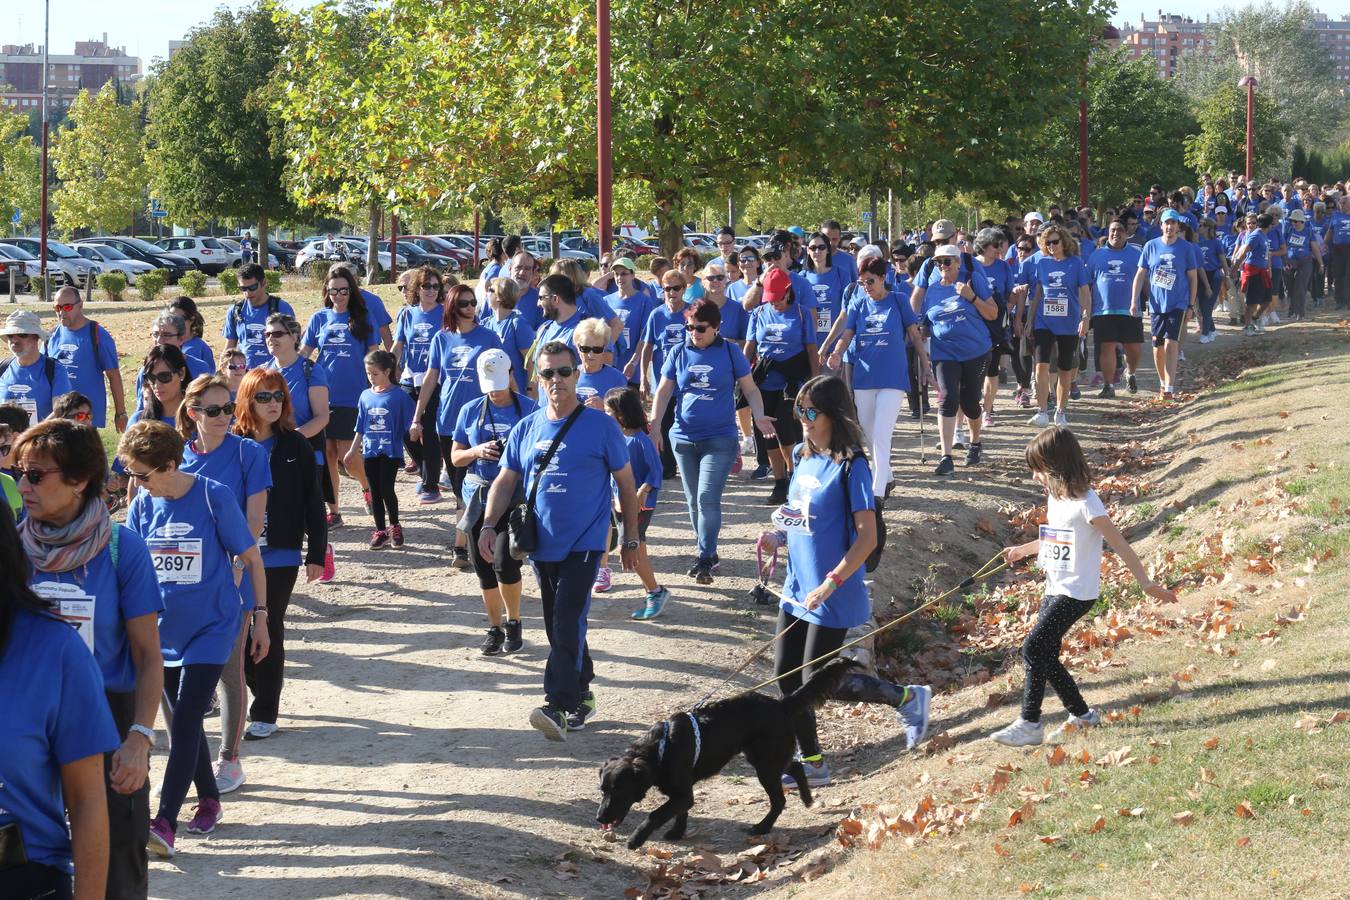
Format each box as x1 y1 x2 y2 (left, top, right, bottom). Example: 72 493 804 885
0 35 140 111
1118 12 1213 79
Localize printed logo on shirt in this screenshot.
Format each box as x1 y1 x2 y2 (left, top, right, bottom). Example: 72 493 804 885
763 322 788 343
55 342 79 366
687 363 713 390
412 323 435 343
449 344 477 369
662 324 684 345
153 521 194 540
864 313 888 334
1105 259 1125 276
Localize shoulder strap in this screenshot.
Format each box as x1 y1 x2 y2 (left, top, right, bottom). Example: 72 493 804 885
87 319 100 356
109 523 121 568
43 355 56 387
526 405 585 512
0 359 8 377
302 357 314 378
269 295 280 315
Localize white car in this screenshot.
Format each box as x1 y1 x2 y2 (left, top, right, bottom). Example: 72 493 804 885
0 238 100 287
216 238 279 270
156 236 232 275
682 233 717 251
295 238 404 274
520 236 595 264
74 244 157 284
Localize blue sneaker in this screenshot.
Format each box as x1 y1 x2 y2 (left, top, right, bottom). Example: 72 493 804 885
417 490 442 505
631 587 670 620
750 464 771 480
896 684 932 750
781 757 830 788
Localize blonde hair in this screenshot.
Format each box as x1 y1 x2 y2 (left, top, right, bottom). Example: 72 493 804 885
549 258 589 294
176 375 232 442
573 317 609 348
1037 224 1078 258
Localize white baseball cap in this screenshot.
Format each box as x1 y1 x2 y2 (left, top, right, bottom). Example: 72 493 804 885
476 347 512 393
1024 211 1045 224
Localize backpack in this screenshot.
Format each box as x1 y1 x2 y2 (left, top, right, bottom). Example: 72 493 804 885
842 452 885 573
229 295 281 333
0 354 57 386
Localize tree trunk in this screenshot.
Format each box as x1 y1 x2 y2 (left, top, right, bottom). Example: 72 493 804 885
654 185 683 258
868 188 879 244
366 201 380 285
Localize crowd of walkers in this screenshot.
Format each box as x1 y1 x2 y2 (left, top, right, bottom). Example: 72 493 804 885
1 171 1338 896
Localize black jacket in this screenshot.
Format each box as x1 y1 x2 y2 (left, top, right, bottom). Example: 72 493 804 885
260 428 327 567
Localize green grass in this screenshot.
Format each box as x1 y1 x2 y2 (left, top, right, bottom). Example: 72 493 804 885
1211 362 1303 397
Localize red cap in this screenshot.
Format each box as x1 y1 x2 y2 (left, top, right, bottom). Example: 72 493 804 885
762 268 791 303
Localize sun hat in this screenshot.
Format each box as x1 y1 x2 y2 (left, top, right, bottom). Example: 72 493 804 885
0 309 43 337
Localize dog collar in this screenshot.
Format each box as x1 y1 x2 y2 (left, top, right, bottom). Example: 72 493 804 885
657 712 702 767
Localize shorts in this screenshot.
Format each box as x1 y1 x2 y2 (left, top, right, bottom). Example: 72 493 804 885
1150 308 1185 345
759 388 801 450
1245 276 1271 306
637 507 654 541
1032 330 1078 370
988 340 1015 376
326 406 358 442
1091 314 1144 344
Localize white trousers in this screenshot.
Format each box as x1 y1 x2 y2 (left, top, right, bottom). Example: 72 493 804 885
853 387 906 497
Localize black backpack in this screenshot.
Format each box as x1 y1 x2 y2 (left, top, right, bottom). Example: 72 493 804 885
229 295 282 331
0 354 57 386
842 452 885 573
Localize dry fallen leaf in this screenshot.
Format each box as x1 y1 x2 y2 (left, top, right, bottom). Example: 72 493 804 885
1118 806 1146 818
1203 736 1221 750
1088 815 1106 834
1235 800 1256 819
1038 834 1062 845
1173 811 1196 826
1047 746 1068 767
993 842 1011 858
1236 837 1252 848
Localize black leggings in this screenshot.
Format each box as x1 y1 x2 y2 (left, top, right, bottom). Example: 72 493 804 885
245 565 299 725
436 434 467 501
402 383 442 493
1020 593 1094 722
905 343 930 415
468 504 523 590
363 455 400 530
773 609 908 758
933 353 989 419
159 663 224 831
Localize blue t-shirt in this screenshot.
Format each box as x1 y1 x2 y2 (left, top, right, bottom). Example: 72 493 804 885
577 364 628 407
1138 238 1198 314
1326 211 1350 246
182 336 216 371
511 287 542 330
0 355 74 422
223 296 296 369
133 352 213 415
181 433 270 613
452 392 538 492
747 303 813 391
126 475 256 666
393 304 444 386
606 290 658 372
1239 229 1270 270
535 309 588 356
980 257 1015 343
303 309 381 408
256 435 302 569
359 289 395 335
268 355 328 433
923 282 994 361
780 449 875 630
1283 224 1315 261
427 326 504 435
617 430 661 509
1030 254 1090 335
831 249 859 285
484 311 535 385
46 321 118 426
29 525 163 693
356 386 416 458
640 302 690 385
845 291 918 391
803 265 852 342
1199 237 1227 272
715 297 749 342
0 611 119 872
1267 226 1285 271
500 405 629 561
661 338 751 443
1088 244 1143 317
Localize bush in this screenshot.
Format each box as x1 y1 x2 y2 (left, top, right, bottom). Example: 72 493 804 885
96 271 127 302
136 269 167 303
28 274 55 300
265 270 282 293
303 258 333 287
178 270 207 297
217 268 239 295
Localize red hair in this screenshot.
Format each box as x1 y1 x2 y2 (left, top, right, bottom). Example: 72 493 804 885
233 368 295 437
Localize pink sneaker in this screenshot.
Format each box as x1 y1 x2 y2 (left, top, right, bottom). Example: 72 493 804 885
362 489 373 516
981 411 994 428
185 798 223 834
1091 373 1104 387
317 543 335 583
370 529 389 549
147 815 175 858
593 566 613 593
389 524 404 548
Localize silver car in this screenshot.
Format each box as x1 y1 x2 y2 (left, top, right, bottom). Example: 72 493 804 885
74 244 158 284
0 237 100 287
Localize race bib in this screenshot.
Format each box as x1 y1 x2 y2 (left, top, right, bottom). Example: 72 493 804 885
1152 270 1176 291
771 503 811 536
815 304 832 334
33 581 96 654
1038 526 1074 573
147 538 204 584
15 396 38 418
1043 298 1068 318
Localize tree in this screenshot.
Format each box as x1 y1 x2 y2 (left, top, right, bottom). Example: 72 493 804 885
146 1 299 249
0 109 41 228
742 181 862 233
1183 81 1286 179
50 84 149 234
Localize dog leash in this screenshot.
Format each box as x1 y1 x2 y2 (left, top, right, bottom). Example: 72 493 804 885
689 617 803 711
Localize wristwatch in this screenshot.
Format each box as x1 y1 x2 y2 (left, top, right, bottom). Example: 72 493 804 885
127 724 156 743
231 558 246 571
622 539 640 551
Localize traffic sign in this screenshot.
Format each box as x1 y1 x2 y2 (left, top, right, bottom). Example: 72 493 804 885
151 208 168 219
861 211 873 222
10 210 19 225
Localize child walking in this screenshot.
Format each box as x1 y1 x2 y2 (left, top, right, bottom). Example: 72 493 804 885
602 387 669 620
346 350 416 549
993 426 1175 746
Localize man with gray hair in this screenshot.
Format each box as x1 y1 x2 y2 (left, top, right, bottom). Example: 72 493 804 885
46 284 127 430
131 311 213 414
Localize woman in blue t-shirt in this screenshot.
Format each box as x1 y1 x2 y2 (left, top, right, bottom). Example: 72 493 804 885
301 267 380 526
574 317 628 413
391 265 448 502
15 419 163 897
119 420 268 860
771 375 932 788
0 505 119 898
482 277 537 397
650 299 776 583
1025 225 1091 428
802 231 851 345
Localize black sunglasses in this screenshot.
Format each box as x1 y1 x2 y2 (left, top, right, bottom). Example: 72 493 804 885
124 464 164 483
227 363 247 372
147 370 179 384
935 257 956 267
662 285 682 293
191 402 236 418
807 244 829 251
538 366 577 381
239 283 261 292
1044 238 1061 246
456 298 477 308
795 405 821 422
685 324 710 334
577 345 606 354
738 255 757 263
17 466 63 486
252 390 286 403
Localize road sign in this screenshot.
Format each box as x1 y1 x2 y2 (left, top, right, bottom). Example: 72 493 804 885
151 208 168 219
10 210 19 225
861 211 873 222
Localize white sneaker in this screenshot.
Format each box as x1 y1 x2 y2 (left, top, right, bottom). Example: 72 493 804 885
1054 411 1069 427
1027 410 1050 427
740 435 755 456
1269 311 1281 324
244 721 278 741
1047 709 1102 742
991 717 1044 747
1178 349 1186 362
213 758 245 794
1255 320 1266 333
954 426 970 448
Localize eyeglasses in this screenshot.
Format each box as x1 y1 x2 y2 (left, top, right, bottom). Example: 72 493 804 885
17 466 65 485
795 405 821 422
935 257 956 267
191 402 236 418
807 244 829 252
538 366 577 381
859 277 881 287
70 410 92 422
420 283 442 292
703 274 726 282
1044 238 1061 247
52 302 78 312
456 298 477 308
662 285 683 293
147 370 179 384
264 330 291 340
577 345 606 354
326 287 351 296
685 324 710 334
151 330 181 340
227 363 248 372
252 390 286 403
124 464 164 483
239 283 261 292
738 255 757 264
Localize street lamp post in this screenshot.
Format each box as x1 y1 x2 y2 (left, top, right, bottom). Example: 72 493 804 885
39 0 50 289
1239 75 1258 183
596 0 613 257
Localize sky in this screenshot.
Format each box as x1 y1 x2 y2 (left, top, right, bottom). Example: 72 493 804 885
10 0 1350 64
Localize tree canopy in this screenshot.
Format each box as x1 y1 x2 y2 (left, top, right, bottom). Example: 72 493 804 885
0 109 41 228
50 84 149 234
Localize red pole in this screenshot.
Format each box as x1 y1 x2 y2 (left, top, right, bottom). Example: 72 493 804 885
390 213 399 282
596 0 613 257
1245 83 1254 183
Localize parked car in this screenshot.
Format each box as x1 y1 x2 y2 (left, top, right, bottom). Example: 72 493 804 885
217 238 280 270
0 246 34 294
156 236 231 275
396 235 469 270
560 236 600 258
520 236 596 265
71 236 195 284
0 237 101 288
378 240 457 273
610 235 656 257
74 244 157 284
294 238 405 275
682 233 717 252
230 236 296 271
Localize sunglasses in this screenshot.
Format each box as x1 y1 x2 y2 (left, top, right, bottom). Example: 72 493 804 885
795 405 821 422
859 277 881 287
420 283 442 291
662 285 682 293
738 255 757 263
935 257 956 267
124 464 165 483
239 283 261 292
685 324 710 334
703 274 726 282
456 298 477 308
70 410 92 422
147 370 179 384
17 466 64 485
53 302 79 312
807 244 829 251
326 287 351 296
252 390 286 404
538 366 577 381
1044 238 1061 246
227 363 248 372
191 402 236 418
577 345 606 354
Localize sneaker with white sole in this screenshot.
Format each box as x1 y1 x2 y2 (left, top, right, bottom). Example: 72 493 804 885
1027 410 1050 427
213 758 245 794
244 721 278 741
981 412 995 428
147 816 175 858
1054 411 1069 427
991 717 1044 747
632 587 671 620
593 566 613 593
184 798 223 834
896 684 932 750
566 691 598 730
318 543 335 583
781 757 830 788
1047 708 1102 742
529 705 569 742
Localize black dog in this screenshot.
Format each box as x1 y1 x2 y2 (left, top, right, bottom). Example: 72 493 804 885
597 658 859 849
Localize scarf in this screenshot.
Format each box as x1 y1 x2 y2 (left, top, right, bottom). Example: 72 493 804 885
19 500 113 574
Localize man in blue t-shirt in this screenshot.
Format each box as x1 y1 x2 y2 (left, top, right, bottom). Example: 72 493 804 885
1132 209 1197 399
46 286 127 429
1 309 74 421
477 341 641 741
1324 194 1350 309
223 264 295 368
1086 221 1144 397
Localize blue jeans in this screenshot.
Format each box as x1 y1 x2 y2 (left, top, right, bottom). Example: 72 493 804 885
1199 272 1219 335
671 434 739 560
532 551 601 711
158 663 225 830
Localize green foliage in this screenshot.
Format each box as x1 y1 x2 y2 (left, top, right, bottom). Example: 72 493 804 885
217 268 239 294
1184 82 1286 179
265 270 282 293
742 181 863 233
303 259 332 288
177 270 207 297
50 84 149 233
96 271 127 301
136 269 167 303
0 109 41 228
28 274 55 301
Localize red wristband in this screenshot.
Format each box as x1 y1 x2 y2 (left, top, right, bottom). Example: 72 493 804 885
827 571 845 589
